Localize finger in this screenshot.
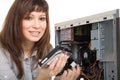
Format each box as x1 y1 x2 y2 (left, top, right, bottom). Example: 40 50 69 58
60 70 68 79
66 69 73 79
76 65 81 76
49 53 69 76
38 59 42 62
50 53 68 76
73 65 81 79
55 53 68 69
38 59 42 69
54 76 60 80
50 54 65 75
49 57 58 69
71 67 78 79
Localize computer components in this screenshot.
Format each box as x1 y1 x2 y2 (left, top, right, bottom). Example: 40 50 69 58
55 9 120 80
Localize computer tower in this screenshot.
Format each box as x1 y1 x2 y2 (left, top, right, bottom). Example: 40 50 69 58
55 9 120 80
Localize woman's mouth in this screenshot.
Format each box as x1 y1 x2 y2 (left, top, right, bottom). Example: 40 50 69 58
29 31 40 37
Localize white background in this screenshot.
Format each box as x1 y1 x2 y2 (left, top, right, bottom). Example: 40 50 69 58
0 0 120 47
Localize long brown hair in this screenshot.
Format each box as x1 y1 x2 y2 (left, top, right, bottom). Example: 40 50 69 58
0 0 51 79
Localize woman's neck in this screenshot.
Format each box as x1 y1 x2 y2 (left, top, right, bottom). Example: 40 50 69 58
22 41 35 57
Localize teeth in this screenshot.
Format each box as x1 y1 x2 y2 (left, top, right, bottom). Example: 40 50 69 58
30 31 40 36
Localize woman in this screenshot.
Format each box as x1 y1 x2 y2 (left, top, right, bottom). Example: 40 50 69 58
0 0 81 80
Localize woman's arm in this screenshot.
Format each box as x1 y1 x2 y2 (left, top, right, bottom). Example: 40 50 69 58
0 51 18 80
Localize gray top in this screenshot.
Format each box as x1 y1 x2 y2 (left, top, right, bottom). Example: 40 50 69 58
0 47 39 80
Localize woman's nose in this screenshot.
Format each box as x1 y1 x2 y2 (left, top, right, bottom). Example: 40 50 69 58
33 19 40 28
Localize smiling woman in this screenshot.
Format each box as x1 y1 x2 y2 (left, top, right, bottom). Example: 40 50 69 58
0 0 81 80
0 0 51 79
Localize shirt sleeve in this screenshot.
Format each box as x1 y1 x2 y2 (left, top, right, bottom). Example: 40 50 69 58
0 50 18 80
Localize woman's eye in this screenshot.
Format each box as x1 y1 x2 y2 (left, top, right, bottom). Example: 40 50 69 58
39 17 46 21
24 16 32 20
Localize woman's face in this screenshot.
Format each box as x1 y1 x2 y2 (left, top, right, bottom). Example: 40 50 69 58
22 11 47 43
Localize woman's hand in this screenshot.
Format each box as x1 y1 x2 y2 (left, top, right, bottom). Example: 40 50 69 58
37 53 69 80
54 65 81 80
